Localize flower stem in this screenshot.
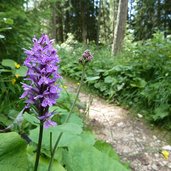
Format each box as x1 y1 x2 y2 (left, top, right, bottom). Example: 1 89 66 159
34 121 44 171
48 66 86 171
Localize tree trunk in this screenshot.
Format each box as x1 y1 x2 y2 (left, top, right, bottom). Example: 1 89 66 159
52 3 56 41
51 1 64 43
96 0 102 45
56 2 64 43
157 0 161 28
81 0 87 44
112 0 128 55
112 0 118 36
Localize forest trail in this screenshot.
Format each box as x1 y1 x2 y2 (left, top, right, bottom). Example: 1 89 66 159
65 79 171 171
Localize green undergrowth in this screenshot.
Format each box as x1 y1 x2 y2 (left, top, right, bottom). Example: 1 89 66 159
59 32 171 130
0 89 131 171
0 59 28 127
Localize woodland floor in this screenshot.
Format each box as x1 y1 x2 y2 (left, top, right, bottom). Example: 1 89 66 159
65 78 171 171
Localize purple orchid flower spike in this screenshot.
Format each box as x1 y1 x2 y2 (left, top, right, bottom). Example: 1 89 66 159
20 34 61 128
79 49 93 65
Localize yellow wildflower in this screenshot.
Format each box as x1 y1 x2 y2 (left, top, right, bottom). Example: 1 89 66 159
15 74 19 78
161 150 169 160
63 86 67 89
61 85 67 89
77 82 80 85
15 63 20 69
11 79 16 85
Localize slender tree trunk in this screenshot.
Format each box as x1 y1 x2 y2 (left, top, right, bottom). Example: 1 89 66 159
96 0 102 45
112 0 118 39
112 0 128 55
103 0 108 43
157 0 161 29
164 0 167 38
55 2 64 43
51 1 64 43
81 0 87 43
65 1 70 38
52 3 56 41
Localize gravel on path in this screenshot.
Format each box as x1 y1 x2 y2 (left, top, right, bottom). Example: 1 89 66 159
66 80 171 171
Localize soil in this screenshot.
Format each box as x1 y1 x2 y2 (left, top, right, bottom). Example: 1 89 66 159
65 79 171 171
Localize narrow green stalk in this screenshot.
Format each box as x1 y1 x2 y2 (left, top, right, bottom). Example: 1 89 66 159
48 66 86 171
34 121 44 171
50 132 53 155
64 66 85 123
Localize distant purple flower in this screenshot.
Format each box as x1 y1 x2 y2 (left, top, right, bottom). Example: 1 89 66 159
20 34 61 128
79 50 93 64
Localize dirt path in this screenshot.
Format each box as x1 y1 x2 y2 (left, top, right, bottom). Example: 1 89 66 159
65 79 171 171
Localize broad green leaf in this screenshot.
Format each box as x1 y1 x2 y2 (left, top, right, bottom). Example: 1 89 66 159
23 113 40 126
51 106 83 127
4 18 14 25
57 123 82 133
79 131 96 145
130 78 146 88
104 76 117 84
64 142 131 171
27 146 66 171
96 69 105 73
0 69 12 73
86 76 100 81
61 112 83 127
0 114 11 125
152 105 169 121
38 157 66 171
0 132 28 171
94 82 101 89
94 140 120 160
30 123 83 149
117 83 125 91
1 59 16 68
100 85 107 92
15 66 28 77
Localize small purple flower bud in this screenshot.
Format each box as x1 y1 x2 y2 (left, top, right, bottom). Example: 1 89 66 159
79 50 93 64
21 34 61 128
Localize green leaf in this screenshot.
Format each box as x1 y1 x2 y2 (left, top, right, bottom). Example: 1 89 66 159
15 66 27 77
38 157 66 171
152 105 169 121
1 59 16 68
57 123 82 133
94 82 101 89
61 112 83 127
64 142 130 171
4 18 14 25
94 140 120 160
86 76 100 82
30 123 83 149
104 76 117 84
0 132 28 171
27 146 66 171
130 78 147 88
79 131 96 145
23 113 40 126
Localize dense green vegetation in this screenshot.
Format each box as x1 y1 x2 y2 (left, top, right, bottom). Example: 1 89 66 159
0 84 130 170
60 32 171 129
1 0 171 170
